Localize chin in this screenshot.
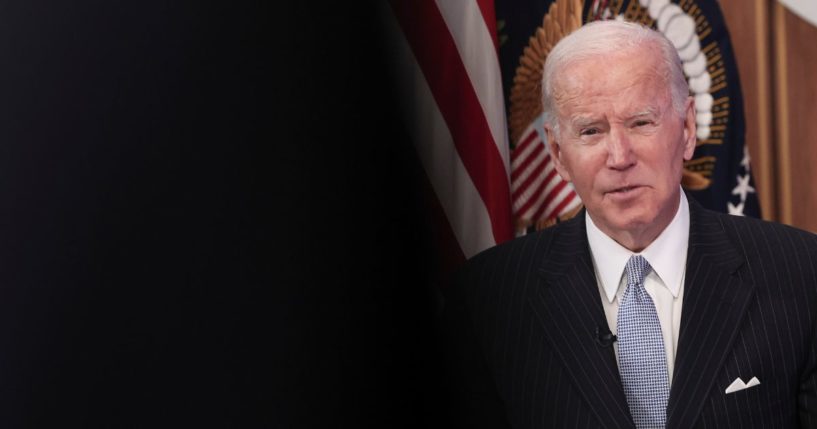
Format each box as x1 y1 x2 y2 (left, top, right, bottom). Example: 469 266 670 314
606 209 657 232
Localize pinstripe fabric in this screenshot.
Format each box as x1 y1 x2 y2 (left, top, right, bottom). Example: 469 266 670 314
448 198 817 428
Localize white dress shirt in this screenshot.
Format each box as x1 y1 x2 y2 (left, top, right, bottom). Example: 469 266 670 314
586 190 689 384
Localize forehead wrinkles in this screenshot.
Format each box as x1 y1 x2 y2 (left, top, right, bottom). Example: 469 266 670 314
552 59 669 119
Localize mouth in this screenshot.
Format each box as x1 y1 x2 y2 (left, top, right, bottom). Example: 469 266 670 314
608 185 641 194
604 185 646 200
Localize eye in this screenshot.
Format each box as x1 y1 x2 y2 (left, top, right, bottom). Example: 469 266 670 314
634 120 653 127
580 128 599 136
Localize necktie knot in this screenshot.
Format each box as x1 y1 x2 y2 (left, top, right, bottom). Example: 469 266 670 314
625 255 651 287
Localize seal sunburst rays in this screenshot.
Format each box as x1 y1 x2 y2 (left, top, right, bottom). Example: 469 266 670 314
509 0 582 145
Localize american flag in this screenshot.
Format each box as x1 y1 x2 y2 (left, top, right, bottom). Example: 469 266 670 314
510 121 580 231
387 0 515 266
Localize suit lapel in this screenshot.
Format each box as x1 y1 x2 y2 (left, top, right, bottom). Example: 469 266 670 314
666 201 755 429
527 213 635 428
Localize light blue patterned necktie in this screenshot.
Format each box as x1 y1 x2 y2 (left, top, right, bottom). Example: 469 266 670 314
617 255 670 429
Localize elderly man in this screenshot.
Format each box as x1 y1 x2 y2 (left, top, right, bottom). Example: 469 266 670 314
444 20 817 428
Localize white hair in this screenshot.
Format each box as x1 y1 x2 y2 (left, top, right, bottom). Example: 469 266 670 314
542 20 688 136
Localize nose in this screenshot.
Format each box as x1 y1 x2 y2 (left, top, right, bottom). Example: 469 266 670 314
606 127 635 170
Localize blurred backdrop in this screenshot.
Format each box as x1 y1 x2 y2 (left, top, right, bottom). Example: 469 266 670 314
720 0 817 232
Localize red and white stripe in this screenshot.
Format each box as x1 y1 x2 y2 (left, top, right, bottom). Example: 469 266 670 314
387 0 513 261
510 121 581 226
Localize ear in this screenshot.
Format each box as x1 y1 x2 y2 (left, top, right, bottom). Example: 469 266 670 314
681 96 697 161
545 123 572 182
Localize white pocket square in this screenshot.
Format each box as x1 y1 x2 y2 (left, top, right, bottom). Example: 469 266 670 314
725 376 761 394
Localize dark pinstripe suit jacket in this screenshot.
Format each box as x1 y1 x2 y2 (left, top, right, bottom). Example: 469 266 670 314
445 199 817 428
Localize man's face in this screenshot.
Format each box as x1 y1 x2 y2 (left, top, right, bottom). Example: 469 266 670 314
545 48 696 250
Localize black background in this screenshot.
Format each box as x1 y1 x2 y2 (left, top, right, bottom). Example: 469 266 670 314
0 1 441 427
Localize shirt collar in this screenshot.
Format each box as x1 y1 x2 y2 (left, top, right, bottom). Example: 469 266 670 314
586 190 690 303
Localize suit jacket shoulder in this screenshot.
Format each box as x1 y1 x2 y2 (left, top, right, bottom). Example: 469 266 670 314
445 213 629 428
705 206 817 273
